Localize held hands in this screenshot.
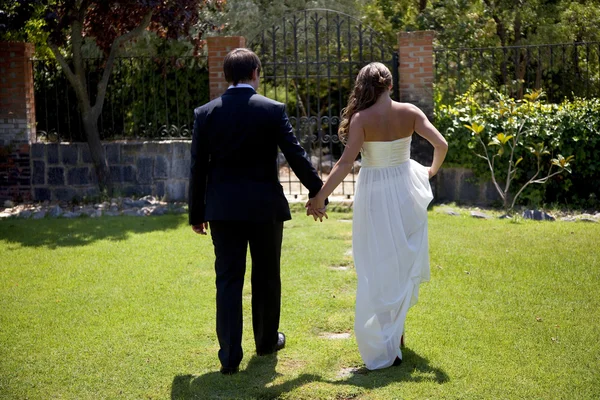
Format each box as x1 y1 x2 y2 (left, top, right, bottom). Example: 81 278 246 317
305 196 328 222
191 198 329 231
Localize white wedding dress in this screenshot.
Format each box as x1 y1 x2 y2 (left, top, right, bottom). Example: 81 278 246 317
352 136 433 370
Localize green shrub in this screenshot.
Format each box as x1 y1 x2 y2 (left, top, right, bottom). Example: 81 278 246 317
436 82 600 209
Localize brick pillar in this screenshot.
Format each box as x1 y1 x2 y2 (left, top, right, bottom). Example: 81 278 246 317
398 31 434 118
0 42 36 145
207 36 246 100
398 31 435 165
0 42 35 202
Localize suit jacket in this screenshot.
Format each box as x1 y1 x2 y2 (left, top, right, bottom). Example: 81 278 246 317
188 87 324 224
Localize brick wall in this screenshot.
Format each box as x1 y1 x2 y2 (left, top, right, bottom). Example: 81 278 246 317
398 31 435 165
0 42 35 201
207 36 246 100
29 141 191 202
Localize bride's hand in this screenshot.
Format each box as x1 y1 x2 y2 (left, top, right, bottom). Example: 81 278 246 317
310 195 326 211
306 196 328 222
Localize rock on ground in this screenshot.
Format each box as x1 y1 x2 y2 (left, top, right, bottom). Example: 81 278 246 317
32 211 46 220
523 210 555 221
470 211 491 219
48 205 63 218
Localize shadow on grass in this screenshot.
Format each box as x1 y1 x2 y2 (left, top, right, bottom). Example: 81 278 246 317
0 215 184 249
171 348 448 399
333 348 449 388
171 354 321 400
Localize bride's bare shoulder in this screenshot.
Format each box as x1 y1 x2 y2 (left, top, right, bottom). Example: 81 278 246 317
392 101 421 118
392 101 420 112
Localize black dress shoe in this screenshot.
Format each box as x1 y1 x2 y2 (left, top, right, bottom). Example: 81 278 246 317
393 356 402 366
257 332 286 356
220 365 239 375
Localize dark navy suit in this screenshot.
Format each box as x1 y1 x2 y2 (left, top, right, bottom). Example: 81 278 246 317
188 86 323 369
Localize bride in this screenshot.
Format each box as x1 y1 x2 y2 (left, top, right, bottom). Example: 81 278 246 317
307 62 448 370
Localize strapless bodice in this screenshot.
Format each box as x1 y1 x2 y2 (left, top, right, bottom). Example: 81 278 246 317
360 136 412 167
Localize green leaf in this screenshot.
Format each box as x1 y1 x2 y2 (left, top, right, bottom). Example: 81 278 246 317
464 122 486 135
515 157 523 167
524 89 545 103
496 133 514 145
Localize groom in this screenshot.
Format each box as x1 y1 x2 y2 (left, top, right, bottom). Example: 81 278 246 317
189 48 326 375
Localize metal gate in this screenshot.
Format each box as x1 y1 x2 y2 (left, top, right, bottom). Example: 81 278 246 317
249 9 399 197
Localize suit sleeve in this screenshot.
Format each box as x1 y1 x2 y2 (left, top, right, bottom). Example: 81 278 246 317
188 108 209 225
275 105 325 200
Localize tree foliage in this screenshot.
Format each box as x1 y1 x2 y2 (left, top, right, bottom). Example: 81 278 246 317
42 0 223 55
361 0 600 48
463 89 574 212
0 0 53 57
208 0 361 40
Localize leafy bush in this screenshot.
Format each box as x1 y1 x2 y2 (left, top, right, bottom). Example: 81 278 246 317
436 82 600 209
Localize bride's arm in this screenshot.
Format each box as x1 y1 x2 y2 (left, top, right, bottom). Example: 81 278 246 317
311 114 365 208
412 105 448 177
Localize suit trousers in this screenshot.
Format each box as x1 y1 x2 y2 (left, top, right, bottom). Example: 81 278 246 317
209 220 284 368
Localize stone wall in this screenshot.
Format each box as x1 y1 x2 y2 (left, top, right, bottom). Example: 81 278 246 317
434 167 502 206
0 143 31 201
29 141 191 202
21 140 501 206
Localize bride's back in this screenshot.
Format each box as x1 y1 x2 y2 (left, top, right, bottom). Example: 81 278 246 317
359 99 415 142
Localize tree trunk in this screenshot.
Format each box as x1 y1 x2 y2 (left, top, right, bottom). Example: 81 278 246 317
504 191 511 213
82 112 113 195
47 7 153 198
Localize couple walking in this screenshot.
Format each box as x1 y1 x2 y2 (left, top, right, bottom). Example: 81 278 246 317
188 48 448 374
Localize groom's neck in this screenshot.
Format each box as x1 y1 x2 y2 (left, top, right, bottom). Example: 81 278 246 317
232 79 258 90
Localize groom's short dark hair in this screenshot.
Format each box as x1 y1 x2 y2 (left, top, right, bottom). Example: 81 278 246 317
223 48 262 85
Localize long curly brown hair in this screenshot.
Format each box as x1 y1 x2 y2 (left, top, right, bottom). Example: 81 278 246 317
338 62 393 143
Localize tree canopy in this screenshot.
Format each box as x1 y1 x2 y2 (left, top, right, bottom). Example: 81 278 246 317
361 0 600 48
208 0 361 40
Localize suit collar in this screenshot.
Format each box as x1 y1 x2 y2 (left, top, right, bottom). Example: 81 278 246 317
223 87 256 96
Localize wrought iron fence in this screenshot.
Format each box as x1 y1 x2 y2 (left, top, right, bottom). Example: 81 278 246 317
33 56 209 142
434 42 600 105
251 9 399 197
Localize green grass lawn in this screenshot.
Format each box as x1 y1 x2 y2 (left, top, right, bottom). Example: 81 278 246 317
1 209 599 399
